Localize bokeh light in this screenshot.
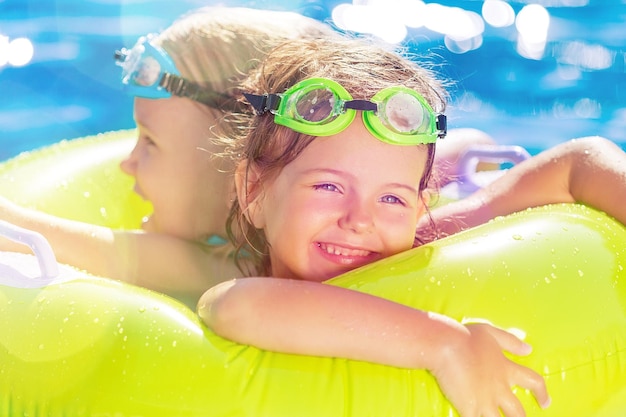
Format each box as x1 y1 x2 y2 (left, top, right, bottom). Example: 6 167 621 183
482 0 515 28
0 35 34 68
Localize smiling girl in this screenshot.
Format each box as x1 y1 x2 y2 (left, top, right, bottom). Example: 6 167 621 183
198 36 550 417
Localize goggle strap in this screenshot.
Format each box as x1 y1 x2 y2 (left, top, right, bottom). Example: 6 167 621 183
344 100 378 112
160 73 241 111
435 114 447 138
243 93 281 116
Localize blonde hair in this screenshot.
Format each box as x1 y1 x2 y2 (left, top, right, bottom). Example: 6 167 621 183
219 36 448 276
153 7 336 134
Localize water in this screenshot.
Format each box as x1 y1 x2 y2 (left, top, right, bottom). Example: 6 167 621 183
1 0 625 160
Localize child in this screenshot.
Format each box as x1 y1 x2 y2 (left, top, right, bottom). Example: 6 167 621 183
0 7 335 305
198 36 550 417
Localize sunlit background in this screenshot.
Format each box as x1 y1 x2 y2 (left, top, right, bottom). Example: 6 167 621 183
1 0 625 159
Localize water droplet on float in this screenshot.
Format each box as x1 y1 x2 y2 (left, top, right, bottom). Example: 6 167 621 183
512 234 523 241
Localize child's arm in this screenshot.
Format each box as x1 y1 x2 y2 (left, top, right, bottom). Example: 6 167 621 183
421 136 626 239
0 197 239 295
198 277 550 417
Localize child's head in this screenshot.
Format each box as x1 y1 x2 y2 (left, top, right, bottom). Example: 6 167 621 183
116 8 335 241
221 36 448 278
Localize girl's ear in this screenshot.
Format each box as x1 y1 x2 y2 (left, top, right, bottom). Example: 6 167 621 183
235 160 266 229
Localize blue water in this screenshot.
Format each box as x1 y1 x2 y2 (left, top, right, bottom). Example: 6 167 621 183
1 0 625 160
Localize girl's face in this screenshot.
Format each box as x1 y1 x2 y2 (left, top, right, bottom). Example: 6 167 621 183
120 97 231 241
246 116 429 282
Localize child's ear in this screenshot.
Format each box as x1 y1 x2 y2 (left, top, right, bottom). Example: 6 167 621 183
235 160 266 229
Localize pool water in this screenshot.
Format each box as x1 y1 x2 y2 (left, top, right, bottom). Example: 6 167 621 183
1 0 625 160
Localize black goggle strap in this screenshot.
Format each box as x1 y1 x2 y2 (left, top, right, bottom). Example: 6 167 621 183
243 93 282 116
435 114 447 139
114 49 242 112
160 73 243 112
343 99 377 112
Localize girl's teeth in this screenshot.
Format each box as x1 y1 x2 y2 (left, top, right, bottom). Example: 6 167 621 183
319 243 369 257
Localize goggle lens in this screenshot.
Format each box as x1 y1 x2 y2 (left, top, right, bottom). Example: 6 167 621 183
379 91 431 135
130 55 162 87
288 87 339 124
115 36 175 99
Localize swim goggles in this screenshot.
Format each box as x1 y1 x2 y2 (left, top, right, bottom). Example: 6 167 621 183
114 34 235 109
244 77 447 145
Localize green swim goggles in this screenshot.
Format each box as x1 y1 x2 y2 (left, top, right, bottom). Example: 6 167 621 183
244 77 447 145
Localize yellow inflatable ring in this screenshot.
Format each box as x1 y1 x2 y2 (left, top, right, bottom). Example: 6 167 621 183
1 205 625 416
0 129 151 229
1 132 625 416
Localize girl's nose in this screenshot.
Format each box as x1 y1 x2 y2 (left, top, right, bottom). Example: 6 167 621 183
120 144 139 176
338 198 374 234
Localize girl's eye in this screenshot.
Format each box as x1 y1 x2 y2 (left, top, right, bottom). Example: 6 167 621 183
313 183 339 192
380 195 404 205
140 135 156 146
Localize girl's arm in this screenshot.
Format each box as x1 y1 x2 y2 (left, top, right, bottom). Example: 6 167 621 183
421 136 626 239
198 277 549 417
0 197 240 297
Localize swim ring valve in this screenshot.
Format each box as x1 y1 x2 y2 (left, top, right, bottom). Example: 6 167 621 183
0 220 59 279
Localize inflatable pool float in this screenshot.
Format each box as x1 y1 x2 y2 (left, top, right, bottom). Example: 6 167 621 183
1 202 625 416
0 129 151 230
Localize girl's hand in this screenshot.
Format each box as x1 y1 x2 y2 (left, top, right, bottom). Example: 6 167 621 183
430 322 550 417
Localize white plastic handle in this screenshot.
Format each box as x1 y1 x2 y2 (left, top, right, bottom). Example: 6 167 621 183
0 220 59 279
458 145 531 194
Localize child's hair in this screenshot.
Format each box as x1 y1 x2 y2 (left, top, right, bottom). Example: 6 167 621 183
153 7 336 137
218 36 448 276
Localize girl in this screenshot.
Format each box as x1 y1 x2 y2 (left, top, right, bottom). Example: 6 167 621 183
198 37 550 417
0 7 335 305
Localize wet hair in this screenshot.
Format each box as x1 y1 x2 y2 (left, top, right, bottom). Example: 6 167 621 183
153 7 336 137
218 36 448 276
